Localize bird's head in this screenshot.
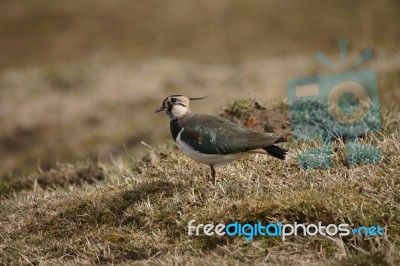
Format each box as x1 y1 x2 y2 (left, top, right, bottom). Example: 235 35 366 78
155 95 207 119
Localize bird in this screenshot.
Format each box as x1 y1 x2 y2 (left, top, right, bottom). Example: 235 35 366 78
155 95 288 184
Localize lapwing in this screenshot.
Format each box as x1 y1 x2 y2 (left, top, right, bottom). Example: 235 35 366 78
155 95 288 184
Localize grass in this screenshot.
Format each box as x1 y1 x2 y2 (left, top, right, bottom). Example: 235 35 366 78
2 51 399 177
1 2 400 264
0 162 104 196
0 102 399 265
1 0 400 69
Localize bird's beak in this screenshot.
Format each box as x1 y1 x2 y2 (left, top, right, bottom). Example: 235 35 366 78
154 106 165 113
189 96 208 101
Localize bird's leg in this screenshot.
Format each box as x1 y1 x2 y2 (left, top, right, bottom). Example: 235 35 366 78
210 164 216 184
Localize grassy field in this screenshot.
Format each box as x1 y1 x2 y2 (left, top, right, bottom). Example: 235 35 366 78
1 0 399 69
0 101 399 265
1 0 400 176
1 1 400 265
1 53 399 177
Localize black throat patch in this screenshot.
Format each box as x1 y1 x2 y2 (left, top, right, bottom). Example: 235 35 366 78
170 118 183 141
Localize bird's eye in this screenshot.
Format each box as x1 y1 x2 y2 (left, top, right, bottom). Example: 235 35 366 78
171 98 177 103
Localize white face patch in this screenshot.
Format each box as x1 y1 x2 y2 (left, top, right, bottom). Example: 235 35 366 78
171 104 188 118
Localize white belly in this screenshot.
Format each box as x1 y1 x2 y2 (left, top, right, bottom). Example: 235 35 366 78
176 128 243 166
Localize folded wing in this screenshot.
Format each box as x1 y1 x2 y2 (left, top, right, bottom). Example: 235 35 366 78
179 114 283 155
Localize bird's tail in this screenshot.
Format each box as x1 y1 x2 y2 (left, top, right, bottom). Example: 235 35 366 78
263 145 288 160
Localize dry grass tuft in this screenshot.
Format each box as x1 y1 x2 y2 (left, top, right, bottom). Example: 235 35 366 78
0 162 104 196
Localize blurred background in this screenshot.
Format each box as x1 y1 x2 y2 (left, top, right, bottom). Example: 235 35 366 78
1 0 399 176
